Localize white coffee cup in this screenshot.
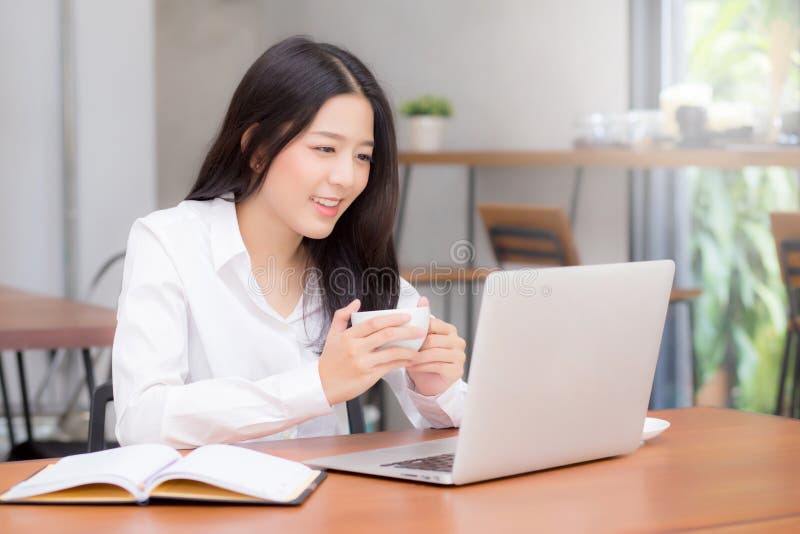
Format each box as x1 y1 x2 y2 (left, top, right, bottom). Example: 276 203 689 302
351 306 430 351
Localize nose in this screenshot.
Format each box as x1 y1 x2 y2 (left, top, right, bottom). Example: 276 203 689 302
328 153 356 189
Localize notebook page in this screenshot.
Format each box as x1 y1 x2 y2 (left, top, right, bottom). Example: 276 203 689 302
146 444 316 502
1 444 180 502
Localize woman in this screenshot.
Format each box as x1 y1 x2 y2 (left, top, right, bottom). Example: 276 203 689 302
112 36 467 448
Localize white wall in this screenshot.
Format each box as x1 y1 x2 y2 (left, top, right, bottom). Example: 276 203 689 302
0 0 157 423
0 1 64 295
71 0 157 302
156 0 264 209
0 1 66 425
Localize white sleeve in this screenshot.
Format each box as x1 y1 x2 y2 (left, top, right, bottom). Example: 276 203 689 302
112 220 333 448
381 277 468 429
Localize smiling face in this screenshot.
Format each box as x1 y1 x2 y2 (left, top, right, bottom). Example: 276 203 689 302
253 93 374 241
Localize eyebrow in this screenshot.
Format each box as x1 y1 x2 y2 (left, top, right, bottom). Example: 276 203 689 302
309 130 374 147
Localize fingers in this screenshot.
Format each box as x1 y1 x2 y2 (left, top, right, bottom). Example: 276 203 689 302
417 295 429 308
428 317 457 336
348 312 412 338
371 357 416 377
362 325 427 351
412 347 465 366
420 333 466 351
366 346 419 367
330 299 361 335
405 362 455 374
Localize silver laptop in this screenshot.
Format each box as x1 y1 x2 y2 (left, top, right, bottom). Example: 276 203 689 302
305 260 675 485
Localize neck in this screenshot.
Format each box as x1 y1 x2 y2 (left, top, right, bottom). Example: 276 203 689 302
235 198 306 272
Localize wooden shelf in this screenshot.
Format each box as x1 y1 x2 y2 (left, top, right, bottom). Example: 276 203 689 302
399 147 800 169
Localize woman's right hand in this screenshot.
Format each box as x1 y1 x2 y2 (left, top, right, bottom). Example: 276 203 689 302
318 299 425 406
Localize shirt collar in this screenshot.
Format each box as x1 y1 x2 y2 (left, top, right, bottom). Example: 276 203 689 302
210 194 248 272
209 194 325 323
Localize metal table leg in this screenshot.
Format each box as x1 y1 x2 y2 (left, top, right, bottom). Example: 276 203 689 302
0 353 16 446
394 165 412 248
569 167 584 226
15 351 34 442
628 170 635 261
465 166 477 375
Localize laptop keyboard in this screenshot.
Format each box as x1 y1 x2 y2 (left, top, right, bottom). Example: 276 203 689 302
380 453 455 472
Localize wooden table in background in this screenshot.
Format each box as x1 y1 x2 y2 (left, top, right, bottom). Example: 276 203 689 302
0 285 117 448
1 408 799 533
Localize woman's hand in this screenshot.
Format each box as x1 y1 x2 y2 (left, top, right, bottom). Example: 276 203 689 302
406 296 467 397
318 299 426 406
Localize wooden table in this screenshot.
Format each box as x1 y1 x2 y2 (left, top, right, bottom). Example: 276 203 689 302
0 285 117 449
0 407 798 533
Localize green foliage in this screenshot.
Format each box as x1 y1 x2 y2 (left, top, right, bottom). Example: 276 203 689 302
690 168 797 411
400 95 453 117
686 0 799 412
687 0 800 106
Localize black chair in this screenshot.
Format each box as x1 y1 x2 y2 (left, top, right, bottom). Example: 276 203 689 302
87 382 366 452
88 381 116 452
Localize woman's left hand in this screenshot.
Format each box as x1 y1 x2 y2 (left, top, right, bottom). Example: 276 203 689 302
406 296 466 396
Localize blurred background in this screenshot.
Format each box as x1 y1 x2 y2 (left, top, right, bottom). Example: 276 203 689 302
0 0 798 455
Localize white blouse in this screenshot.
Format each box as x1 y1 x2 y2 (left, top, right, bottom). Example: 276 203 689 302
112 196 467 448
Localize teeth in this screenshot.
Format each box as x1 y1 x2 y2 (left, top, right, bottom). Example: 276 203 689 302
312 197 340 207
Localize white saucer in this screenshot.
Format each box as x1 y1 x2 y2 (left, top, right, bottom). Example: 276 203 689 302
642 417 670 441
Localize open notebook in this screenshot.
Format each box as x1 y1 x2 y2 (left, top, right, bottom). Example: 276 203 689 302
0 443 326 505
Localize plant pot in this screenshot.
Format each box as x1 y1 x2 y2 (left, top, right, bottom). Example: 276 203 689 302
408 116 447 152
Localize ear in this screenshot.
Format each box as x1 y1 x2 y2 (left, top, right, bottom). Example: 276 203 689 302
240 123 266 173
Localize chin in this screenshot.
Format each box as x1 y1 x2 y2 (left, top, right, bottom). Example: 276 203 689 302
301 224 337 240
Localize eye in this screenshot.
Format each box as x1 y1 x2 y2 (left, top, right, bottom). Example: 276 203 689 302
357 153 374 163
314 146 335 153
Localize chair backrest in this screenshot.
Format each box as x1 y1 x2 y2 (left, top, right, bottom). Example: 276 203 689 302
347 398 366 434
479 204 580 267
88 382 115 452
770 212 800 320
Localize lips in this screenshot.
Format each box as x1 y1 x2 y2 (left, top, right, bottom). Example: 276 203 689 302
311 196 341 217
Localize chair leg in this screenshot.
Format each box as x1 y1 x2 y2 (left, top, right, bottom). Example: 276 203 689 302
81 348 96 405
776 327 793 416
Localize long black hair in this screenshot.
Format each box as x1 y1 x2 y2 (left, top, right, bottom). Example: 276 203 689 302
186 36 400 349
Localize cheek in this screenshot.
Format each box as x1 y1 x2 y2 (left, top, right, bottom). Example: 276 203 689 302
265 149 320 198
354 169 370 195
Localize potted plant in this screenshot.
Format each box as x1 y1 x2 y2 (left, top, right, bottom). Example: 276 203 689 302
400 95 452 151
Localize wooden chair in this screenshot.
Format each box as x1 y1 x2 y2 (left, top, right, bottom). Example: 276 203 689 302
479 204 580 267
770 212 800 417
478 204 701 306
